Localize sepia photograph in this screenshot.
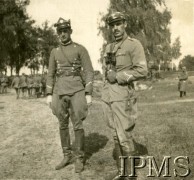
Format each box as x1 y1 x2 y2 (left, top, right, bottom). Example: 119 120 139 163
0 0 194 179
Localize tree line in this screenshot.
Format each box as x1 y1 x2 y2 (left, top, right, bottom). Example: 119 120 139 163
1 0 192 75
98 0 182 70
0 0 58 75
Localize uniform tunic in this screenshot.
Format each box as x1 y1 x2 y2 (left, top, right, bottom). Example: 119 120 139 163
46 41 93 96
19 75 27 88
33 75 42 88
101 35 148 151
11 76 20 88
178 71 188 92
46 41 94 130
1 76 8 87
27 76 34 88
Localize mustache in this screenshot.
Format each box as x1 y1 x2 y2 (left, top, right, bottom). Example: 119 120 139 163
113 30 120 33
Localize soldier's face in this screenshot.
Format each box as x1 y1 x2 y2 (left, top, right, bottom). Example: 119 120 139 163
58 28 72 43
110 20 127 38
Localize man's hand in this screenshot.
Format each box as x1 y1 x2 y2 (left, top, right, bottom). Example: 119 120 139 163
107 70 117 83
85 95 92 106
46 95 52 108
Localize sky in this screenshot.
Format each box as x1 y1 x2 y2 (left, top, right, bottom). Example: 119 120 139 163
26 0 110 72
165 0 194 65
26 0 194 71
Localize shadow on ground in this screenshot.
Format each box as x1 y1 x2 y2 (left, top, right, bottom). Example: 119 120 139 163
134 140 148 156
84 132 109 161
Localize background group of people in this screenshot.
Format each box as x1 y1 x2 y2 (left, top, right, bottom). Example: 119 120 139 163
3 73 47 99
0 73 9 94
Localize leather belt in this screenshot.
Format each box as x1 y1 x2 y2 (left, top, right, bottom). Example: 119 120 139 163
57 70 79 77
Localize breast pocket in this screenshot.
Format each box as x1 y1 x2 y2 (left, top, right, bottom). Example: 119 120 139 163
116 51 132 67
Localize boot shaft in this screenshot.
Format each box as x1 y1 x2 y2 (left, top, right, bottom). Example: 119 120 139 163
74 129 85 155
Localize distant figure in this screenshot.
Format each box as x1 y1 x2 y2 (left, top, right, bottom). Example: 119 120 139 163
20 73 27 97
178 66 188 97
33 74 42 98
41 72 47 97
26 74 34 98
1 74 9 94
11 74 20 99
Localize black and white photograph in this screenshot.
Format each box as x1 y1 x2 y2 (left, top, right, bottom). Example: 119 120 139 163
0 0 194 179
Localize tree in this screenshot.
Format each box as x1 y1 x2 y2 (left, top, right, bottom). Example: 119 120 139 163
36 21 58 72
171 37 181 60
24 21 58 74
98 0 175 69
0 0 37 75
179 55 194 71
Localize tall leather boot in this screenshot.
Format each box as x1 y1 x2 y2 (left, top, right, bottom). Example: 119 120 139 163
122 149 137 180
105 138 125 180
55 129 72 170
74 129 85 173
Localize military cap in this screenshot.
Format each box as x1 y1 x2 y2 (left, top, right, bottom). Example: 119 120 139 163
106 12 126 25
54 17 71 31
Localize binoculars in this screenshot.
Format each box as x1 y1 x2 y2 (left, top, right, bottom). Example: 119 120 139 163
105 52 116 66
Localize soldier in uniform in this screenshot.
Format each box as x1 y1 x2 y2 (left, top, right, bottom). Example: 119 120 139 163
11 74 20 99
46 17 94 173
178 66 188 97
26 74 34 98
20 73 27 97
33 74 42 98
41 72 47 97
1 74 9 94
101 12 148 180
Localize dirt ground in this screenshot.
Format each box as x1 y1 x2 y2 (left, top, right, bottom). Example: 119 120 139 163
0 79 194 180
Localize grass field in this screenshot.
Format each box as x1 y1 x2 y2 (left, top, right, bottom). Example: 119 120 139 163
0 76 194 180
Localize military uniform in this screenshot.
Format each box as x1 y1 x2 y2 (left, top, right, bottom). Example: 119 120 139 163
178 67 188 97
41 73 47 97
33 74 42 98
102 12 148 179
46 17 94 173
1 75 8 93
11 75 20 99
26 75 34 97
20 74 27 97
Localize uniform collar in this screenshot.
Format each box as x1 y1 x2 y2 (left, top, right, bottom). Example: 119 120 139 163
60 40 72 46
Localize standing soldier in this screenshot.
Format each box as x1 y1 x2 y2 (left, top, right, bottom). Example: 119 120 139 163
11 74 20 99
41 72 47 97
33 74 42 98
101 12 148 180
26 74 34 98
46 17 94 173
178 66 188 97
20 73 27 97
1 74 9 94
